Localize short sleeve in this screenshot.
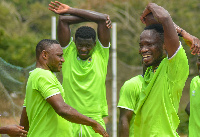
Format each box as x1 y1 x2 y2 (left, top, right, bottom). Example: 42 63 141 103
168 44 189 82
118 76 142 112
94 39 110 62
37 74 60 99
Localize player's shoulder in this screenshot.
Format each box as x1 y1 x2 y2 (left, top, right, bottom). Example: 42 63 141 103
124 75 143 86
30 68 53 79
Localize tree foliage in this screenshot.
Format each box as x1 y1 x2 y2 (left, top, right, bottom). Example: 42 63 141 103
0 0 200 74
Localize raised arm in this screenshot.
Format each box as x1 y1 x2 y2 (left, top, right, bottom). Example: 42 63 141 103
142 6 200 56
119 108 133 137
141 3 179 58
46 94 109 137
174 23 200 55
49 1 111 47
57 15 87 47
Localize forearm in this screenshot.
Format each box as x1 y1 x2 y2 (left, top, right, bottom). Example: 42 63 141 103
59 14 88 25
66 7 108 23
119 120 130 137
174 23 189 38
58 15 85 47
118 109 133 137
174 22 191 44
57 105 97 127
20 107 29 131
0 127 6 134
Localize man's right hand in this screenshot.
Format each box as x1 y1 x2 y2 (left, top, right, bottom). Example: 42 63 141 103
92 122 109 137
2 125 27 137
48 1 70 15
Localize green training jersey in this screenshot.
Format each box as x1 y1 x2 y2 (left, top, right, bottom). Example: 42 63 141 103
189 76 200 137
134 44 189 136
24 68 72 137
118 75 143 137
62 38 109 117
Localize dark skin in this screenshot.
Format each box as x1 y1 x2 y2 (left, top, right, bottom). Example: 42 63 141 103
185 54 200 116
48 1 111 50
48 2 111 136
143 12 200 55
75 37 95 60
20 43 109 137
119 109 133 137
139 29 165 69
119 65 146 137
141 3 179 58
119 5 200 137
0 125 27 137
119 6 174 135
185 102 190 116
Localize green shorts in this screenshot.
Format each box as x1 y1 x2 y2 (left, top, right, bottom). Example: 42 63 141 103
72 116 106 137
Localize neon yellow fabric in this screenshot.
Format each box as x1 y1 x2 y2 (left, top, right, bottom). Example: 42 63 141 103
24 68 72 137
62 38 109 117
62 38 109 136
134 45 189 137
72 116 106 137
118 75 143 137
189 76 200 137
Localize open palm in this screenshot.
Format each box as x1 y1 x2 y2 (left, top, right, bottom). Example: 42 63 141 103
48 1 70 14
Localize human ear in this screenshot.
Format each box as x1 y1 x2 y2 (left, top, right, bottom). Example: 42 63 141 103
41 50 48 60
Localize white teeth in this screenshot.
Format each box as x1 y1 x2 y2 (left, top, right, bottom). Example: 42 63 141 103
143 55 150 58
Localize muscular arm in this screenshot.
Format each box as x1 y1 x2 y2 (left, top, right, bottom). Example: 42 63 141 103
141 3 179 58
119 108 133 137
20 107 29 132
57 15 87 47
144 13 200 55
47 94 95 125
174 23 200 55
49 1 110 47
69 9 111 47
46 94 108 137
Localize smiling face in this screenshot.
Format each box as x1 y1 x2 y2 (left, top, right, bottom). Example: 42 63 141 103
75 37 96 60
46 44 65 72
139 29 164 68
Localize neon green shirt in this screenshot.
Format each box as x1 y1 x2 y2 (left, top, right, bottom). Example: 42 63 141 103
24 68 72 137
134 45 189 136
189 76 200 137
118 75 143 137
62 38 109 117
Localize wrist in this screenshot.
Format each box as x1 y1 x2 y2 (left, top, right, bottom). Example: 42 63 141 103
90 119 98 127
178 29 184 37
0 126 8 134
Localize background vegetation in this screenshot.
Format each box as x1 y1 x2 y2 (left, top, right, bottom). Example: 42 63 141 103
1 0 200 69
1 0 200 136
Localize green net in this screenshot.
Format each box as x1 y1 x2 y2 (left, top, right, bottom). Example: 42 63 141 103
0 57 36 93
0 57 36 130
